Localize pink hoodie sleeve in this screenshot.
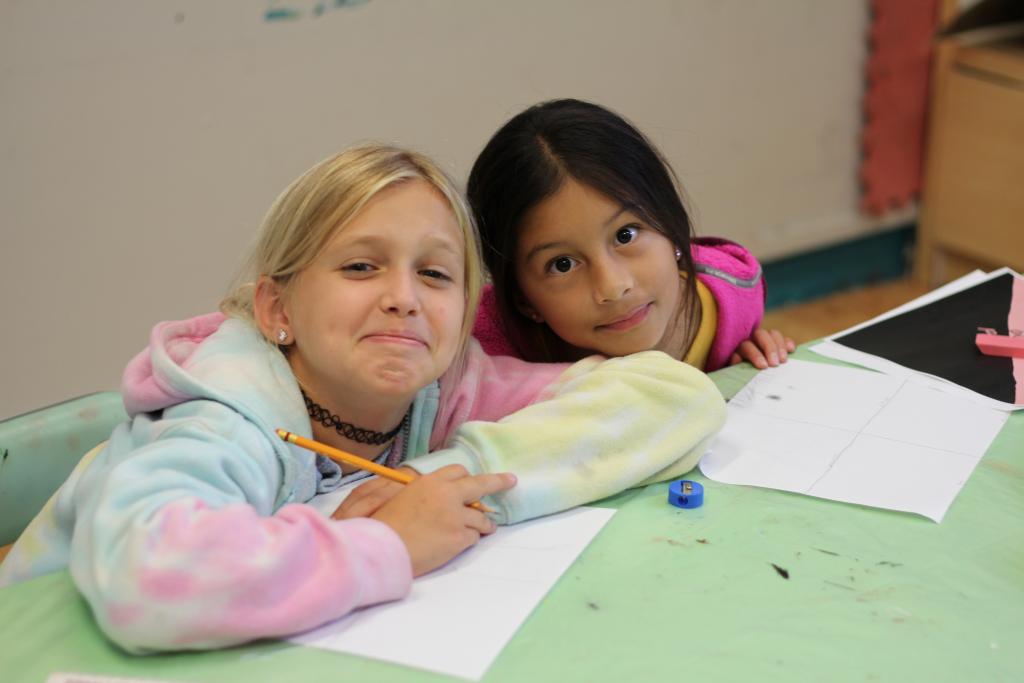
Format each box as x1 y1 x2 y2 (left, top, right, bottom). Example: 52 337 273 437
86 501 411 652
68 413 413 653
692 237 766 371
87 501 411 651
430 340 570 450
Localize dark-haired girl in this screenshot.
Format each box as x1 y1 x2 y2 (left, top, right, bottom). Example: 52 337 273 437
470 98 794 370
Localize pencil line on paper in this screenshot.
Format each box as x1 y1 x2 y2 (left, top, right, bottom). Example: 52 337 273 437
802 378 909 491
856 434 981 460
753 411 982 460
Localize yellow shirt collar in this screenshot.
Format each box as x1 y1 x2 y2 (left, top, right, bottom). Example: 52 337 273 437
682 277 717 370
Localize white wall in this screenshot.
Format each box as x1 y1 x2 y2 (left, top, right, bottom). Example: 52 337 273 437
0 0 904 418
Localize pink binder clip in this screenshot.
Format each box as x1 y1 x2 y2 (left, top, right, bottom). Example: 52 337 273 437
976 327 1024 359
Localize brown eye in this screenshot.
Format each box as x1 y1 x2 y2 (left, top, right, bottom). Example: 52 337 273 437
546 256 578 275
615 226 638 245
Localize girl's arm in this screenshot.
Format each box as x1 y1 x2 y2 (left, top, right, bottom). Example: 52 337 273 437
67 404 413 653
429 339 570 449
692 237 767 371
414 344 726 524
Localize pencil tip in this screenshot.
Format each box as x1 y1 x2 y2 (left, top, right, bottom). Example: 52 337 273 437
276 428 289 440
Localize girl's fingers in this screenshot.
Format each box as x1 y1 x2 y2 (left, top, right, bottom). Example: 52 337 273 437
334 492 390 520
739 340 768 369
457 472 517 504
425 465 516 501
396 465 421 480
333 478 402 519
340 468 515 525
729 352 743 366
462 508 498 535
429 464 472 481
753 329 780 366
769 329 788 361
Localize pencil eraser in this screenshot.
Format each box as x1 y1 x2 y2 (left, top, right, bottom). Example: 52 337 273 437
976 333 1024 358
668 480 704 508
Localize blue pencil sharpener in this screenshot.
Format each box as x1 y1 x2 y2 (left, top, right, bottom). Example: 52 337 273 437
668 480 704 509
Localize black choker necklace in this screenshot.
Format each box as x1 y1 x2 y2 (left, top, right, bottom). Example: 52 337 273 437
302 390 408 445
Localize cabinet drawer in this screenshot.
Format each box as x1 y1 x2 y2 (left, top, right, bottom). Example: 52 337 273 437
926 62 1024 268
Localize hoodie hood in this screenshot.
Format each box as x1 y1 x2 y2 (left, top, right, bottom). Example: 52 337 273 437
122 312 225 415
121 313 307 432
120 312 315 503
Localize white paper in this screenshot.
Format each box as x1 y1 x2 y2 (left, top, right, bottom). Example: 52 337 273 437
46 675 185 683
809 340 1023 412
700 360 1007 522
812 268 1024 412
290 506 616 680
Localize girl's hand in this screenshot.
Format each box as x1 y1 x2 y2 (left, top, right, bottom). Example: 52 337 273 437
332 467 419 520
371 464 517 577
729 328 796 369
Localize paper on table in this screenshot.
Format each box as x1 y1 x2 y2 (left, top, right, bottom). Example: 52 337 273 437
290 506 616 680
811 268 1024 411
700 359 1007 522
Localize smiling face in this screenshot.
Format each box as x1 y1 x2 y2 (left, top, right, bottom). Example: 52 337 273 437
515 178 683 358
282 179 466 406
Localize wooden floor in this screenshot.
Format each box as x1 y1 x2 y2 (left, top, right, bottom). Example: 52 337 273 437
761 277 929 345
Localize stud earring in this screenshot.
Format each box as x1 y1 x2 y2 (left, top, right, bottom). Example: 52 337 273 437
674 247 682 260
277 329 288 344
522 310 543 323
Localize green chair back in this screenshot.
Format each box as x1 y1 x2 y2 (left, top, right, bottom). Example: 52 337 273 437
0 392 126 545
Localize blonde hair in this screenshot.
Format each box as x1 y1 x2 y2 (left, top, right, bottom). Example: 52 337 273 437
221 144 483 370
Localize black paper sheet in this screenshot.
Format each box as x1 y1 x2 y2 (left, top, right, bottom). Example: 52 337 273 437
833 273 1019 404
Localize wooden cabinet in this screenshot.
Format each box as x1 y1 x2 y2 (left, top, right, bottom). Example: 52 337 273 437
916 38 1024 285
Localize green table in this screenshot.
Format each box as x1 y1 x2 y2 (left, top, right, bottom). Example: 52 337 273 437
2 349 1022 682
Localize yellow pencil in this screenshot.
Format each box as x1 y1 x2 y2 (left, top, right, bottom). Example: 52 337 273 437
276 429 495 513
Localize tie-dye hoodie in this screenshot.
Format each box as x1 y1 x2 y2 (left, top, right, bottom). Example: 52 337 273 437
0 312 724 652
